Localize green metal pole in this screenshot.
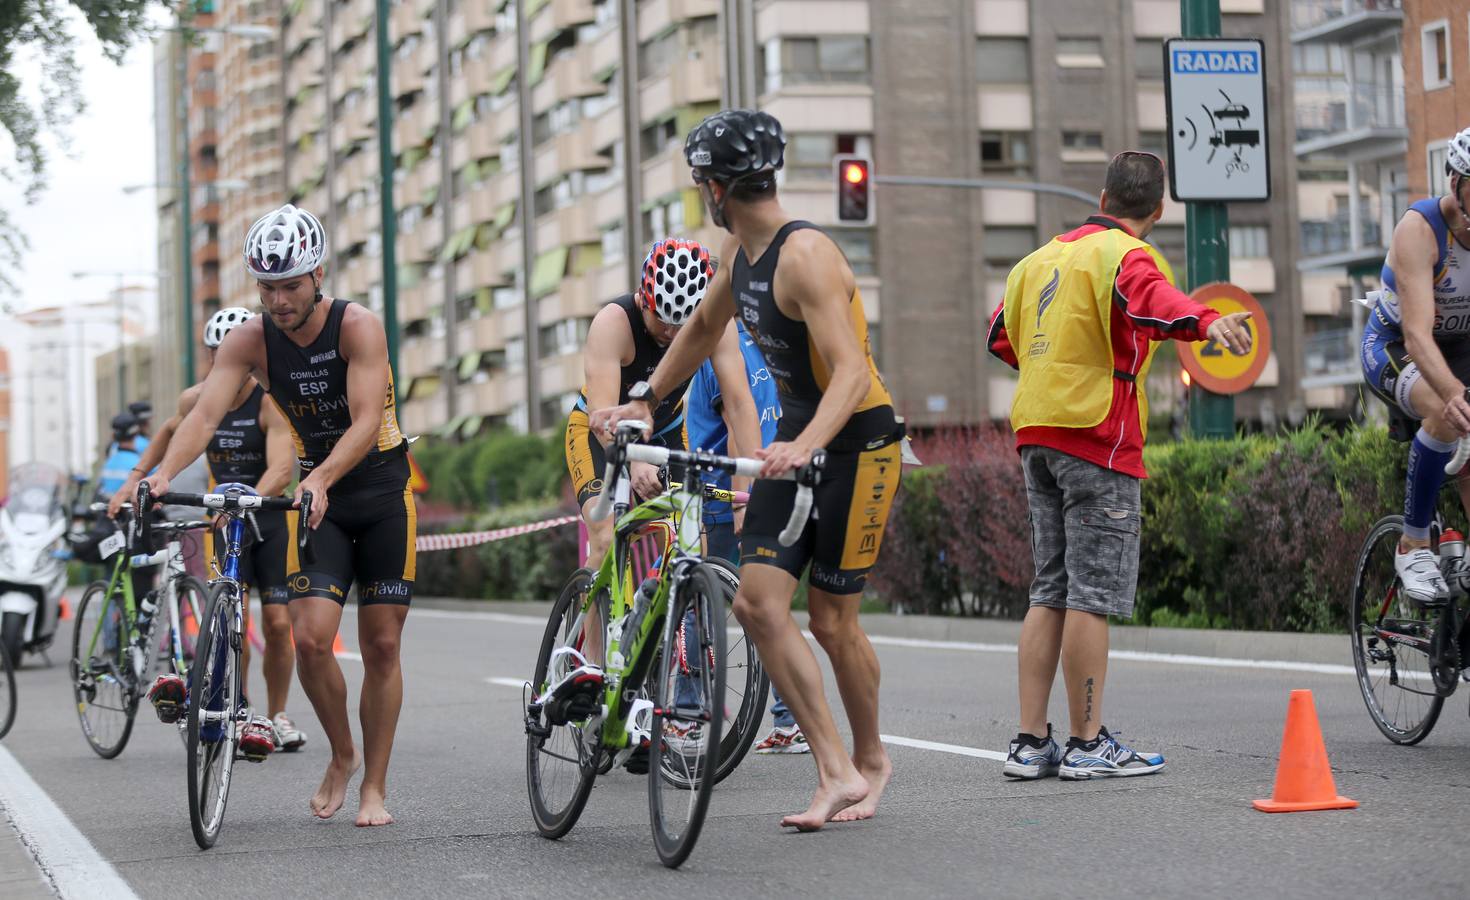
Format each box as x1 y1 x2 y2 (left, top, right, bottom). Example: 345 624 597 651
178 25 195 386
374 0 400 384
1182 0 1233 439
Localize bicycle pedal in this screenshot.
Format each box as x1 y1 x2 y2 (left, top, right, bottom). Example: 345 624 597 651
153 702 184 725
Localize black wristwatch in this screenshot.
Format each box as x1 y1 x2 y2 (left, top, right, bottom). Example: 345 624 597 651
628 381 660 406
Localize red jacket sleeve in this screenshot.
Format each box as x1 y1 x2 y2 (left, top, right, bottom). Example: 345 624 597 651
986 300 1019 369
1113 248 1221 342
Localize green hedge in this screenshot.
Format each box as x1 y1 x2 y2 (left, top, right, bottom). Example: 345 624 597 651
868 423 1413 633
413 428 567 509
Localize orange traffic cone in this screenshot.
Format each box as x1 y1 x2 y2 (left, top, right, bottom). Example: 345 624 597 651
59 598 71 621
332 633 347 655
1252 689 1358 813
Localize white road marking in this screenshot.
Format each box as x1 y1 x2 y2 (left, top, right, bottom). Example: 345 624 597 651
880 734 1007 762
388 604 1362 677
336 651 363 662
487 677 527 689
0 745 141 900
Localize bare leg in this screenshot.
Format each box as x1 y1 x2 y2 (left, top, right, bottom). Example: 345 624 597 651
580 499 612 666
1018 605 1066 737
732 565 868 831
806 589 890 823
290 597 359 818
240 591 253 698
356 603 408 827
261 604 295 719
1059 610 1109 741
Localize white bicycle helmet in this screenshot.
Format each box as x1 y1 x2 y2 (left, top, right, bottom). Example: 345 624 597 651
639 238 714 325
1448 127 1470 178
204 307 257 348
243 203 327 280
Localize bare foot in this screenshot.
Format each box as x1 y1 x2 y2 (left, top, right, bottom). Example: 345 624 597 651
780 774 869 832
310 752 361 819
830 756 892 822
355 785 394 827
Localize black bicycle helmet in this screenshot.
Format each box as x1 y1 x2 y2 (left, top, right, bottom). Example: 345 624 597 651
111 413 140 442
684 109 786 185
127 400 153 423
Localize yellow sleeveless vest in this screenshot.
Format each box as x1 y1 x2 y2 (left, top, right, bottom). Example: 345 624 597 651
1004 222 1176 434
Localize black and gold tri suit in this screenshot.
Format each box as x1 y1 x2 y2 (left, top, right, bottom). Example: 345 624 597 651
262 298 415 606
565 293 693 506
733 220 903 595
203 384 296 603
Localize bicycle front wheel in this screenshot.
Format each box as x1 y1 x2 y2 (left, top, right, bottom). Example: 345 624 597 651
70 580 137 758
702 558 768 785
649 562 726 868
526 569 600 839
0 638 15 740
1351 515 1444 745
188 582 240 849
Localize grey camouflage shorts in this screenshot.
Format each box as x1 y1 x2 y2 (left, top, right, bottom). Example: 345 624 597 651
1021 445 1141 618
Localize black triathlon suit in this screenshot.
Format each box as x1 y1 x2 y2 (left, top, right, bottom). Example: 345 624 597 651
564 293 693 506
733 221 903 595
205 385 294 604
263 298 415 606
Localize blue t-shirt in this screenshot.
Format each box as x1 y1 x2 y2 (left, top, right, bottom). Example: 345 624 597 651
98 446 143 496
686 323 781 524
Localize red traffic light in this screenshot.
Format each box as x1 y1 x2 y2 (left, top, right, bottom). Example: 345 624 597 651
843 162 867 185
835 156 873 223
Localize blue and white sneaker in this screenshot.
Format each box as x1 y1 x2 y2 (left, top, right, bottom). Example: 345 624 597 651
1002 724 1065 779
1059 726 1165 779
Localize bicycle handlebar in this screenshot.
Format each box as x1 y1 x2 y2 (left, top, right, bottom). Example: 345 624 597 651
1449 437 1470 476
134 481 313 563
588 422 822 547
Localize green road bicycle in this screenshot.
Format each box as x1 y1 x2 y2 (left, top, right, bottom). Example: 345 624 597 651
525 422 821 868
136 482 312 849
69 505 211 759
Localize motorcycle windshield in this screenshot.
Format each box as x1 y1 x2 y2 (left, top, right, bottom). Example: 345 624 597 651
5 462 66 534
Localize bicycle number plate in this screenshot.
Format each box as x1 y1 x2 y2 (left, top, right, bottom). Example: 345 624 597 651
99 531 126 560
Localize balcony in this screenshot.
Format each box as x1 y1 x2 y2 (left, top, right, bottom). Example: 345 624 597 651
392 54 426 99
1294 81 1406 159
391 1 423 40
1301 328 1359 389
1298 207 1386 271
1291 0 1402 46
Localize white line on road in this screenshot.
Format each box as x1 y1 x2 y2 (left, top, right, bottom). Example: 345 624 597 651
336 651 363 662
487 677 527 689
387 604 1363 677
0 745 140 900
879 734 1007 762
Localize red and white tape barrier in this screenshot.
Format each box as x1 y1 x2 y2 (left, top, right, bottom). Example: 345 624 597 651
416 515 579 553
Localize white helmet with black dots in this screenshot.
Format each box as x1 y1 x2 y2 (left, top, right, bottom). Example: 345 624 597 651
639 238 714 326
204 307 257 348
243 203 327 280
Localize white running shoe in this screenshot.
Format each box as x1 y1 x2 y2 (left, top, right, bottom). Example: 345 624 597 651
272 712 307 752
1395 546 1449 607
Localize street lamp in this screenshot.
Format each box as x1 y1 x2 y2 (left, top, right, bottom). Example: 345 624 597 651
170 19 276 389
70 270 163 410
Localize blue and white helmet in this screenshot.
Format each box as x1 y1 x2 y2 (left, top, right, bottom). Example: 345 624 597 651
1449 127 1470 178
243 204 327 280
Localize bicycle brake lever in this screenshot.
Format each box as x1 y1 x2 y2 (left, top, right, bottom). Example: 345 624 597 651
246 509 264 543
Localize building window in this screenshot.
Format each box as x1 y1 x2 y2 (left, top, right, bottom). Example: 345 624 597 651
762 36 870 93
980 131 1031 174
975 38 1029 83
1056 37 1104 69
982 226 1038 270
639 28 678 80
1229 225 1269 258
787 133 869 181
1060 130 1106 163
643 195 686 242
1423 20 1451 89
1428 141 1451 196
1134 39 1164 80
831 229 876 277
1138 130 1168 159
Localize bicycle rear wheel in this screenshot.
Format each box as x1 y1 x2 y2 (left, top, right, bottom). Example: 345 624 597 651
1351 515 1444 745
698 558 767 784
526 569 600 839
70 580 138 758
188 582 240 849
0 639 15 740
649 562 726 868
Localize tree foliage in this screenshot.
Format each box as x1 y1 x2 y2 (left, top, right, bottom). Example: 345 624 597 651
0 0 159 293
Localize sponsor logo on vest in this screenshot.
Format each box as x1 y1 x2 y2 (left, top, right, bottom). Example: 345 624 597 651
748 280 769 291
1036 268 1060 328
309 350 339 364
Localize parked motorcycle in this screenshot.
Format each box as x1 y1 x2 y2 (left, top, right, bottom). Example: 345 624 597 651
0 463 70 665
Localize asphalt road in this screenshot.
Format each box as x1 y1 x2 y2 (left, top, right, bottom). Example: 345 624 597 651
3 600 1469 899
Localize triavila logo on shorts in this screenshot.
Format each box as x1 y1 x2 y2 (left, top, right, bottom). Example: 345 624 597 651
363 581 411 599
309 349 339 364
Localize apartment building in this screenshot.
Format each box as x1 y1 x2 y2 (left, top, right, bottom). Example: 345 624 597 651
175 0 1318 436
1290 0 1407 413
1404 2 1470 194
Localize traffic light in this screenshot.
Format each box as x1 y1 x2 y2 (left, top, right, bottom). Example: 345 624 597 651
835 156 873 224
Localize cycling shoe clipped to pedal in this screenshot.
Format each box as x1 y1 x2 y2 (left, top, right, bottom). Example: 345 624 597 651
534 648 605 727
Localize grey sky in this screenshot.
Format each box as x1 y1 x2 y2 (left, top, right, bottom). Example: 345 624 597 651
2 13 160 315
